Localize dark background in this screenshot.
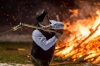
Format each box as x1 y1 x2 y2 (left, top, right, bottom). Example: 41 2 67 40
0 0 78 26
0 0 100 41
0 0 100 26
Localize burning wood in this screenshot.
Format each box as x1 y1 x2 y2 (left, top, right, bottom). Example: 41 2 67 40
54 10 100 65
50 61 100 66
80 23 100 45
75 54 89 62
50 62 79 66
55 23 100 59
84 52 100 61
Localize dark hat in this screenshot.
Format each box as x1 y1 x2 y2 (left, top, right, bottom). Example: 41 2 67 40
36 9 47 22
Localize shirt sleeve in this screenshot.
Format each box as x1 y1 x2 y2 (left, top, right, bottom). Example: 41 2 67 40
32 29 57 51
50 20 64 29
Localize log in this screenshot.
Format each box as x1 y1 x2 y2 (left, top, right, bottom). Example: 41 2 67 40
6 48 25 51
63 50 78 60
84 53 100 61
75 54 89 62
50 62 96 66
79 23 100 45
50 62 79 66
56 24 100 59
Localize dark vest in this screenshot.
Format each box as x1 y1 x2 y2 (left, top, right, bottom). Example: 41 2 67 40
31 29 56 61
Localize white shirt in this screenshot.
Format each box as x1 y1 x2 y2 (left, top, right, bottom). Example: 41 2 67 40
32 20 64 51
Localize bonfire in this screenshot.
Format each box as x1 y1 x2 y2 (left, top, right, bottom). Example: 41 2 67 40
54 10 100 66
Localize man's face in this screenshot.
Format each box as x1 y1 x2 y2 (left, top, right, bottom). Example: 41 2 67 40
40 14 50 26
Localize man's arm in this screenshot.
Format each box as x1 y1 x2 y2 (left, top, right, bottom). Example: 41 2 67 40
41 20 64 38
41 20 64 30
50 20 64 38
32 30 57 51
50 20 64 29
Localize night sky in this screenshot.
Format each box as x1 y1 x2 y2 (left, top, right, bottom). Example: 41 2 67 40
0 0 100 35
0 0 86 26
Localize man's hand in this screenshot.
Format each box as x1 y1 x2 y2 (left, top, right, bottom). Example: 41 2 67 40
54 29 63 38
55 33 62 38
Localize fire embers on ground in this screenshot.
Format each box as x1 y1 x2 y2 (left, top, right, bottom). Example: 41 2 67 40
55 10 100 64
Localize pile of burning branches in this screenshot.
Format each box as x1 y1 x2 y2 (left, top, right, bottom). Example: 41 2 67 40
53 10 100 66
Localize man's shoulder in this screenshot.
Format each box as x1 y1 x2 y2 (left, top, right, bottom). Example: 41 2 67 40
32 29 41 35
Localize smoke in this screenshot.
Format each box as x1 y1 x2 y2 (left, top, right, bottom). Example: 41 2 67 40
63 0 100 24
75 1 99 19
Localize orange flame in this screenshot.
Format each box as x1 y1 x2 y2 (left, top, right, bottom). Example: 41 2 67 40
55 10 100 64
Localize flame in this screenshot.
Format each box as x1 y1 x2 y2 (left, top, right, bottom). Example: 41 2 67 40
55 10 100 64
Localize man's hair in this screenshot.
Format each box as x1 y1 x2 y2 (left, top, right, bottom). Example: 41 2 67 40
36 9 47 22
